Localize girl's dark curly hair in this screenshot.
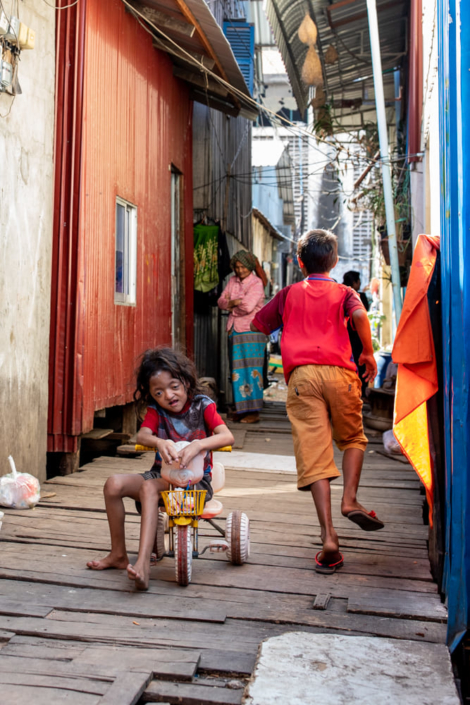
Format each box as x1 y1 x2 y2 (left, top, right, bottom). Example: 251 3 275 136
134 347 202 420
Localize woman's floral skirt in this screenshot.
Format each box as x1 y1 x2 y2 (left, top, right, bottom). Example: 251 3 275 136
229 330 267 413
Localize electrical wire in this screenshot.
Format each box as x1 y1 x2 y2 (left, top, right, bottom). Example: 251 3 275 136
120 0 390 166
41 0 80 8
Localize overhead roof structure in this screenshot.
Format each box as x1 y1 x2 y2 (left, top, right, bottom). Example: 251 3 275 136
123 0 258 120
264 0 408 127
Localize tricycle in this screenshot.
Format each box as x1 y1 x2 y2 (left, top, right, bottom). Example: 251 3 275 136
135 442 250 586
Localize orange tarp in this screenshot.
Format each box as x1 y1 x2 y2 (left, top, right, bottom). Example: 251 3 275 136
392 234 440 523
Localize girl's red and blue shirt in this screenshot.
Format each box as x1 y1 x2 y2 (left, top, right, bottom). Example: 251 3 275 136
141 395 224 475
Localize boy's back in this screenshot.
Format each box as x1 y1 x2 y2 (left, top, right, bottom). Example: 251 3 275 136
253 275 365 381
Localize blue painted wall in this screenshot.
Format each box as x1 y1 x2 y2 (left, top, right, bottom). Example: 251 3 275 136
438 0 470 648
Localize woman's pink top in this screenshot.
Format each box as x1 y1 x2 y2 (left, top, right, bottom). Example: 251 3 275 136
217 272 265 332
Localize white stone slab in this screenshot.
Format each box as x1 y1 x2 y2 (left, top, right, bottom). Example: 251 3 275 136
213 451 297 474
245 633 459 705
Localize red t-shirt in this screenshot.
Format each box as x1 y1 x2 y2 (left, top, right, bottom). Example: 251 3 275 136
141 400 224 435
140 395 225 475
253 276 365 381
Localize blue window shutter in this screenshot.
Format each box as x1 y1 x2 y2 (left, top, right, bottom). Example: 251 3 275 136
223 19 255 95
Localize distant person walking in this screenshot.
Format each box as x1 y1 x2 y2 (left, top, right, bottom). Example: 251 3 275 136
218 250 267 424
343 271 370 396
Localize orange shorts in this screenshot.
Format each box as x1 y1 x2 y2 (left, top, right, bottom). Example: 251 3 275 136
286 365 368 490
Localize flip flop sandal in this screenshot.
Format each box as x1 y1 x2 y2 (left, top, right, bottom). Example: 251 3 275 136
240 413 260 424
315 552 344 575
346 509 385 531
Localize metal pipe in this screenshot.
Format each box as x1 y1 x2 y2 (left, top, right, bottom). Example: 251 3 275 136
366 0 402 321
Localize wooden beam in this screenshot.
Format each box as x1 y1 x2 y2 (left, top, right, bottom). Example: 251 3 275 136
173 66 228 98
190 89 239 117
132 1 195 37
171 0 240 108
152 37 215 70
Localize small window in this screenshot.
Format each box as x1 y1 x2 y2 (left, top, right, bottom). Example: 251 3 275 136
115 198 137 305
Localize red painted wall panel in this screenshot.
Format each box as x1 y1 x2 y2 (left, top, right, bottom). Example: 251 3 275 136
49 0 193 450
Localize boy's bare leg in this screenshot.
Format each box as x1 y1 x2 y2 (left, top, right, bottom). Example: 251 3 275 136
127 478 167 590
87 474 144 570
310 479 341 562
340 448 369 516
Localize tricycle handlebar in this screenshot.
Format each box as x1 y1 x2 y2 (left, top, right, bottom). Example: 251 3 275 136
135 444 232 452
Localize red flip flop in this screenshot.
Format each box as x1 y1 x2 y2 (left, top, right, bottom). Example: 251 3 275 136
346 509 385 531
315 552 344 575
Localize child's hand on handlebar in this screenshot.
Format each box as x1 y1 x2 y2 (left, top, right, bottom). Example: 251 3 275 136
158 440 180 464
178 440 203 469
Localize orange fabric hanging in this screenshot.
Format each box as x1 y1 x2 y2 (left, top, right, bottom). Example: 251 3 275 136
392 234 440 524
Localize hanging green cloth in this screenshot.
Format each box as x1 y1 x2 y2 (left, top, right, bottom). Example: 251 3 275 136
194 224 219 293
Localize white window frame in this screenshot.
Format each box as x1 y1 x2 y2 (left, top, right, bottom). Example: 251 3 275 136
114 197 137 306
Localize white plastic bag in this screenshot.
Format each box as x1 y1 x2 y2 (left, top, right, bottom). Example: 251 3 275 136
160 441 205 488
383 429 403 455
0 456 41 509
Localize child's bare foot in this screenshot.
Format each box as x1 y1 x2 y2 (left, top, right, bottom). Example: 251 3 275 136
127 561 149 591
341 500 385 530
341 499 369 516
318 535 341 564
87 553 129 571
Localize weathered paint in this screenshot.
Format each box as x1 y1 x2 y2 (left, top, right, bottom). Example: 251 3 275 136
437 0 470 647
49 0 193 451
407 0 423 162
192 102 252 248
0 1 56 481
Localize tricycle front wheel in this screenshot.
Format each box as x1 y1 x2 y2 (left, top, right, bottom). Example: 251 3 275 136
174 524 192 586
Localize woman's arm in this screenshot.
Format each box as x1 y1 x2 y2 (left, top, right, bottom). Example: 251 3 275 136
217 279 233 310
231 278 264 316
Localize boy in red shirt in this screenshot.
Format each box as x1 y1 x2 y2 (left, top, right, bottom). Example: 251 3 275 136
251 229 383 574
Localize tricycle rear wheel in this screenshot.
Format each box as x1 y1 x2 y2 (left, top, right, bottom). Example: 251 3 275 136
153 509 169 561
226 510 250 565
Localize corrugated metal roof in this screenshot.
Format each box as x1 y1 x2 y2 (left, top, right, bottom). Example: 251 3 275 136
265 0 407 125
253 208 295 242
124 0 258 118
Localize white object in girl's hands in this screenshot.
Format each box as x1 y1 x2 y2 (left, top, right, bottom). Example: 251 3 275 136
0 456 41 509
160 441 205 487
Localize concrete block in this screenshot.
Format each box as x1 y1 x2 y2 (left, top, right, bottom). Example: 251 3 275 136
245 633 459 705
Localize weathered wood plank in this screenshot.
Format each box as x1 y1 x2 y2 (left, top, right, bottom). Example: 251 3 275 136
347 594 448 622
313 594 331 610
99 671 152 705
142 679 244 705
0 671 108 695
0 684 100 705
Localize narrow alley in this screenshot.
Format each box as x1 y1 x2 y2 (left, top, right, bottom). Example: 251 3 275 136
0 402 446 703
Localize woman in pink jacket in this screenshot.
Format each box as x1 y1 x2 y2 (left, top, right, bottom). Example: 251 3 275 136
218 250 267 423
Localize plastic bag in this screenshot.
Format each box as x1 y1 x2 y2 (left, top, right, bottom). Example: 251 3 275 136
160 441 205 488
383 430 403 455
0 456 41 509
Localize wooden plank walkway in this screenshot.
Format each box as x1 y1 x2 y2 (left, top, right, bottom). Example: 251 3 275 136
0 405 447 703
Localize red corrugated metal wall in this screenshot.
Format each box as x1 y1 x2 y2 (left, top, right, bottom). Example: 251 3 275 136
49 0 193 451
